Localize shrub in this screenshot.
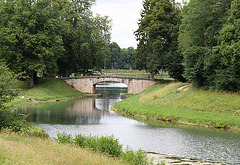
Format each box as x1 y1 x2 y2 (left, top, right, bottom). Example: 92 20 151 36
83 135 98 151
55 133 150 164
121 146 149 165
97 135 122 157
56 132 73 144
0 109 31 132
74 134 85 147
0 62 31 133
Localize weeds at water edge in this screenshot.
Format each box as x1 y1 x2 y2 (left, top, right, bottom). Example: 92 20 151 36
55 132 150 165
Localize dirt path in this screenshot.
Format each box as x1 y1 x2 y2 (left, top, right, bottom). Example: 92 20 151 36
177 84 191 91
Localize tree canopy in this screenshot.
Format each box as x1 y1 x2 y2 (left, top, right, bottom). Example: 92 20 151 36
0 0 111 86
105 42 136 70
210 0 240 91
135 0 183 80
57 0 111 76
179 0 235 90
0 0 65 87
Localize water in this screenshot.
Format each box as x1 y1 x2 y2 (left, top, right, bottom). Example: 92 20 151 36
16 82 240 164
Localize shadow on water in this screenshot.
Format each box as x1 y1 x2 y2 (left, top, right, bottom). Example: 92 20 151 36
15 82 240 164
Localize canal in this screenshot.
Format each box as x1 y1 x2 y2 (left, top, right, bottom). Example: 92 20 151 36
16 82 240 164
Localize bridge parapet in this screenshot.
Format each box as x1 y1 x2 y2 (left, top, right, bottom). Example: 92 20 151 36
61 76 160 94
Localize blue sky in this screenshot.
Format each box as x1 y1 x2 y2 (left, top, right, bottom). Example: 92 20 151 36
92 0 183 48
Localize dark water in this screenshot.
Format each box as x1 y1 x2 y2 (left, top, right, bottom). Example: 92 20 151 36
16 82 240 164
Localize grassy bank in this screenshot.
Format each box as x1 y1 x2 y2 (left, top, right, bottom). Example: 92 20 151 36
113 82 240 130
7 78 83 107
0 131 126 165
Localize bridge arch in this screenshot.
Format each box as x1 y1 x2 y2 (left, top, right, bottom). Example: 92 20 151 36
63 76 158 94
93 81 128 94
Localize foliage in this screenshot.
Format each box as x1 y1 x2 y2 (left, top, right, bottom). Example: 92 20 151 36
56 133 151 164
121 146 149 165
57 133 122 157
113 83 240 130
135 0 184 80
56 132 73 144
57 0 111 76
179 0 233 89
0 0 65 87
0 62 16 107
0 0 112 86
106 42 121 69
0 109 31 132
98 135 122 157
209 0 240 92
116 47 136 70
105 42 136 70
0 62 30 132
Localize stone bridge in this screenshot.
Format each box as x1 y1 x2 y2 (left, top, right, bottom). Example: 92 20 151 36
61 76 160 94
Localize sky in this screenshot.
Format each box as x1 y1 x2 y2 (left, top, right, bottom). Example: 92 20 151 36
92 0 183 48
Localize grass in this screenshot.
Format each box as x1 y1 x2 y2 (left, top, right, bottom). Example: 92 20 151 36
140 83 240 115
0 131 126 165
113 82 240 130
7 78 83 107
102 69 173 80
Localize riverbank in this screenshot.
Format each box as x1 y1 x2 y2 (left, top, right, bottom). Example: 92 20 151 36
0 131 126 165
0 130 224 165
113 82 240 131
7 78 83 107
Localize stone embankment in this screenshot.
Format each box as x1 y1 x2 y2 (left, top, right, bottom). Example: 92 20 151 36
147 153 222 165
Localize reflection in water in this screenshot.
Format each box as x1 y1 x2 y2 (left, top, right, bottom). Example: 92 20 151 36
95 81 127 111
16 82 240 164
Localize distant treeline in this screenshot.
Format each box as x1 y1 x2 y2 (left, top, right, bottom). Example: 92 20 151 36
105 42 135 70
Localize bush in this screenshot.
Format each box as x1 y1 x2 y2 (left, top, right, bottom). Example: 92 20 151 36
121 146 149 165
98 135 122 157
55 133 150 164
56 132 73 144
74 134 85 147
0 109 31 132
83 135 98 151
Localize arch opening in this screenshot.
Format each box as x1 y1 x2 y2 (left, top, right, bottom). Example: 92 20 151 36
93 81 128 94
94 81 128 110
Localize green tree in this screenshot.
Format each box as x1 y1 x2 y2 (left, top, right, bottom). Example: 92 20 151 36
116 47 135 70
135 0 182 79
0 62 16 108
179 0 232 87
0 0 64 87
57 0 111 76
107 42 121 69
0 62 29 132
210 0 240 92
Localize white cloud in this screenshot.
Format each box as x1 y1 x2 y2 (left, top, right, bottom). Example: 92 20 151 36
92 0 183 48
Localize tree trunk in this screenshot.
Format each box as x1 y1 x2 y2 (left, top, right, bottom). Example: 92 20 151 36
64 70 70 77
151 72 154 79
29 70 35 88
112 62 114 69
